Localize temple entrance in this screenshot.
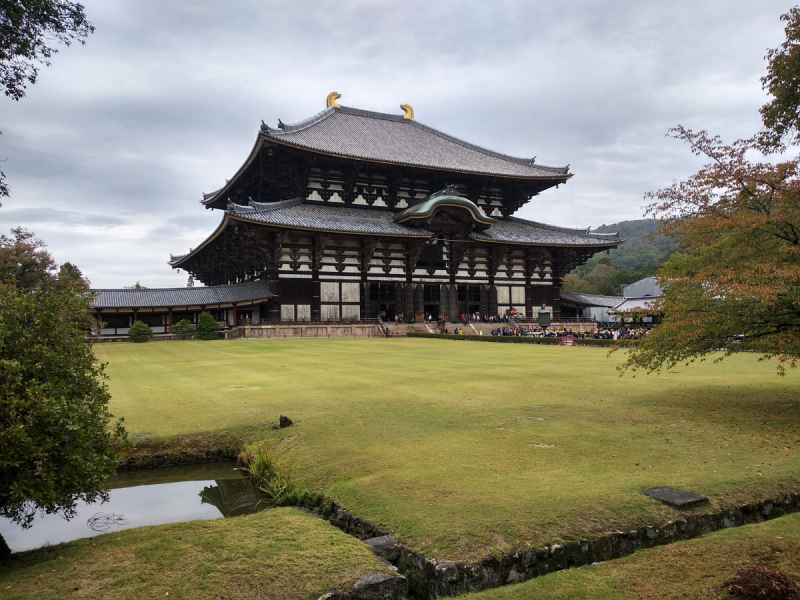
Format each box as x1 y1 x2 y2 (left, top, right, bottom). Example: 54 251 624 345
370 283 396 321
458 284 482 316
423 284 440 320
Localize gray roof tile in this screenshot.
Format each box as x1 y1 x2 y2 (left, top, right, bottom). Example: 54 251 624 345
91 280 273 309
227 198 432 237
260 106 569 179
560 291 622 307
471 216 620 247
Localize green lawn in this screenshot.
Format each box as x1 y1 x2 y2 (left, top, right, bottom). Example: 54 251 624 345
460 511 800 600
96 338 800 561
0 508 395 599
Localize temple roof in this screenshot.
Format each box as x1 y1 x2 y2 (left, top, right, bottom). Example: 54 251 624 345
226 198 432 237
560 291 622 308
258 105 569 179
171 199 619 268
91 280 273 309
471 217 619 246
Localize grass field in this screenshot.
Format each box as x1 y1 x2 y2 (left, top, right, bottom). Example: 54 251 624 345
92 337 800 561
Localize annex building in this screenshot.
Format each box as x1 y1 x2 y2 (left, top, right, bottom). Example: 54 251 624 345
166 93 619 326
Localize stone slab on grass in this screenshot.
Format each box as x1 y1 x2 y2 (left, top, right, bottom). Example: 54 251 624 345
641 486 708 507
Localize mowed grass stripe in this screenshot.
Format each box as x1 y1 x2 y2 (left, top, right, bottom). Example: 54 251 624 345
97 338 800 560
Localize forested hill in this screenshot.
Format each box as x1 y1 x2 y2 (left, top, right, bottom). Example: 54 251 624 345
563 219 680 296
592 219 678 272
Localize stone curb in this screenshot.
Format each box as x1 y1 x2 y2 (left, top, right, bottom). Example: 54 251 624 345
116 448 239 471
316 493 800 599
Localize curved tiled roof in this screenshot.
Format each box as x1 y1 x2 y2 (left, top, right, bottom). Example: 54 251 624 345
471 216 619 247
259 105 570 179
91 280 273 309
227 198 432 237
172 199 619 269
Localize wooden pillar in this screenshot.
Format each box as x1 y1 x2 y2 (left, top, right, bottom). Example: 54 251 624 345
525 285 533 319
311 276 321 322
168 308 173 333
414 283 424 322
552 277 562 321
488 285 498 317
96 310 102 338
233 303 238 327
362 282 370 320
448 284 458 321
480 285 489 318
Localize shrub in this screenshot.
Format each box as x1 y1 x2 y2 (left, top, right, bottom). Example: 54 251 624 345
172 318 195 340
128 320 152 343
238 442 295 506
196 311 220 340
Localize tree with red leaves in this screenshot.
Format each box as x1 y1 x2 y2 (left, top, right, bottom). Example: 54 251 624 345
621 8 800 375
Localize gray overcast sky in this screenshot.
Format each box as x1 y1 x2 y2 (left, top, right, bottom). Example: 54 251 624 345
0 0 793 288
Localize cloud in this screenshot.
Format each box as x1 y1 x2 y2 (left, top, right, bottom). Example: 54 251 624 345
0 0 790 286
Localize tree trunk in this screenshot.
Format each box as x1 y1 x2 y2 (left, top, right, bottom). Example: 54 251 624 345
0 530 11 560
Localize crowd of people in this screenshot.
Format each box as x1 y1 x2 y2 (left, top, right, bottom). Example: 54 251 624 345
488 326 652 339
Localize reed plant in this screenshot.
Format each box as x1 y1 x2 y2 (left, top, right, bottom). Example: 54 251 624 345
238 442 295 505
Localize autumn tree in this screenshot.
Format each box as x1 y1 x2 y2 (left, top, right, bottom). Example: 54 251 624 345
619 127 800 374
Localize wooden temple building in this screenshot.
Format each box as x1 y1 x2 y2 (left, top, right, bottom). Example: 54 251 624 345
90 94 620 336
169 94 620 325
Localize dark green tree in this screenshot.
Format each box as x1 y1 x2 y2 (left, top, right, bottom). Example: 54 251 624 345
128 320 152 343
196 311 220 340
0 283 127 558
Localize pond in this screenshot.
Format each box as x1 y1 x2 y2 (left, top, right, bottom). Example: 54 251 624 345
0 462 263 553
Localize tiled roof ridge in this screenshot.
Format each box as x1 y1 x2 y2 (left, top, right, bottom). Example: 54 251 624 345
91 280 269 293
506 216 620 241
260 104 569 174
226 197 303 215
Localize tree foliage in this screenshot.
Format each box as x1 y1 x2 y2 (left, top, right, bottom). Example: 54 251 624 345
760 7 800 148
0 228 124 557
0 227 89 291
128 320 152 343
0 283 127 558
620 127 800 374
196 311 220 340
0 0 94 102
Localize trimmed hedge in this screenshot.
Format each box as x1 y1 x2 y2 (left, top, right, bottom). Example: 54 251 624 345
406 332 621 347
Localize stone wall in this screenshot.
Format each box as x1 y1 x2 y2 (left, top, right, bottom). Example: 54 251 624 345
238 324 381 339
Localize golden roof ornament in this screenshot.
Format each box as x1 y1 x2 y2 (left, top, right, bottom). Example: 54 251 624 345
326 92 341 109
400 104 414 120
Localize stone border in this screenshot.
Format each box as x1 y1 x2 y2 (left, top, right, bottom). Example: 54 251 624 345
117 448 240 471
315 493 800 599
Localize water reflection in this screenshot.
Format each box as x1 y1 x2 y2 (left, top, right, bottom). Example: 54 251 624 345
200 478 261 518
0 464 265 553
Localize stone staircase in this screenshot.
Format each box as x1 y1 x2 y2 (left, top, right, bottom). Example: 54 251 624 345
383 322 433 337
